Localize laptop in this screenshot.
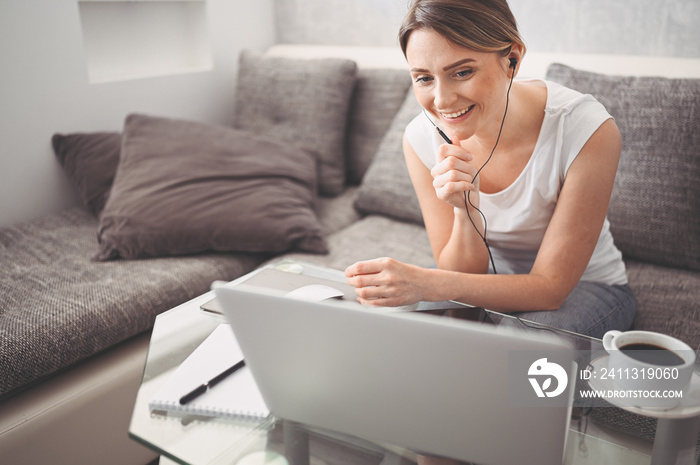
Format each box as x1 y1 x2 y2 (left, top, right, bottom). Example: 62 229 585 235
215 284 576 465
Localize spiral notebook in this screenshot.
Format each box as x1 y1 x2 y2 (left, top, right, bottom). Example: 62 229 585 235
148 324 270 419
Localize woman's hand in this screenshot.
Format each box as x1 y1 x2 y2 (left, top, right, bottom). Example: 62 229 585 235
430 138 480 211
345 258 430 307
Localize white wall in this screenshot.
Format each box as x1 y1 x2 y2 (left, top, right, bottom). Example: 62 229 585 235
509 0 700 57
274 0 700 58
0 0 276 228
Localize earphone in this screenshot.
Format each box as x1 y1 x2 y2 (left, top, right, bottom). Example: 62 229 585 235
424 56 517 274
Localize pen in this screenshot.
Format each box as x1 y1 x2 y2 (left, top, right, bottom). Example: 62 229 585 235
422 109 452 145
179 359 246 405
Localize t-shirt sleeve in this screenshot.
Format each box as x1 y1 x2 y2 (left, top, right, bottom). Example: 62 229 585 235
559 94 613 176
404 113 443 170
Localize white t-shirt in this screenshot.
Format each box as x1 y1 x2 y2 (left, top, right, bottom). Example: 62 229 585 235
405 79 628 286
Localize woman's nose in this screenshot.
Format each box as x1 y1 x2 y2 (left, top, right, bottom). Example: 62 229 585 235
433 80 458 110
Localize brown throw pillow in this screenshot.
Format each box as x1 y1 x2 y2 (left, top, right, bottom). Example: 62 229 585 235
95 114 328 260
52 132 122 216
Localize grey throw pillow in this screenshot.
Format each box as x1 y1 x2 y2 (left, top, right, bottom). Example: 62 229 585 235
346 69 413 185
354 90 424 225
52 132 122 216
95 114 328 260
546 64 700 271
232 51 358 197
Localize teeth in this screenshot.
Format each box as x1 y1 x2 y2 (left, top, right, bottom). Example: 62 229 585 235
442 106 472 118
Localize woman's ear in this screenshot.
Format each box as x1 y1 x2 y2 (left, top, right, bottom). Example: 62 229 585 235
506 43 524 77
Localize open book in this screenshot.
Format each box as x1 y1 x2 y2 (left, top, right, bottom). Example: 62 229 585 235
149 324 270 420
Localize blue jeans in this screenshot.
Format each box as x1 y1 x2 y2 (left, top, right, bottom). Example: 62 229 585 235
511 281 636 339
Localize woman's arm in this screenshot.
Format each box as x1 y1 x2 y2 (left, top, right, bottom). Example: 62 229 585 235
403 133 490 273
346 119 622 312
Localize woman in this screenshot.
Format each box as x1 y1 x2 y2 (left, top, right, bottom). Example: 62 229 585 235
345 0 635 339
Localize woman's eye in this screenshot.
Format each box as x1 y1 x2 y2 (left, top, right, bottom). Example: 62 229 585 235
455 69 474 78
414 75 433 85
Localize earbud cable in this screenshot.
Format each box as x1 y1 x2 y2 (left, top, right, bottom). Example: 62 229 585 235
465 70 515 274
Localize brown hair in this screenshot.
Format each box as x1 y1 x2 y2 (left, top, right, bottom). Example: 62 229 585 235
399 0 526 58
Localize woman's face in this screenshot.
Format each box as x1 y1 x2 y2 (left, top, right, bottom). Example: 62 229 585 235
406 28 510 141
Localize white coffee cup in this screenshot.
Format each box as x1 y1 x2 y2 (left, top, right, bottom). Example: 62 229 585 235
602 330 696 410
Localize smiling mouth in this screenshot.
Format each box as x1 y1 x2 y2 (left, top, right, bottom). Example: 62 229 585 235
440 105 475 120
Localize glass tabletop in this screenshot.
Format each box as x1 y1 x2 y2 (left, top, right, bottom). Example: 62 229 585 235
129 259 652 465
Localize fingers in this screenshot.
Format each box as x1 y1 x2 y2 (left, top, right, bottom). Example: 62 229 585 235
345 258 387 292
432 144 478 199
351 280 404 307
432 146 475 179
356 295 403 307
431 168 475 193
431 166 477 206
344 257 388 278
345 258 404 306
435 139 472 164
344 259 426 308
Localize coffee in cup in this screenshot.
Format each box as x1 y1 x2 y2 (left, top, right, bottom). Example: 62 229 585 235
602 330 696 409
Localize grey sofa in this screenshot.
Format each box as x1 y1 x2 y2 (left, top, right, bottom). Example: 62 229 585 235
1 48 698 464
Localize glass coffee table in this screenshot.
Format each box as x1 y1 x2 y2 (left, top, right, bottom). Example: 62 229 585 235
129 259 655 465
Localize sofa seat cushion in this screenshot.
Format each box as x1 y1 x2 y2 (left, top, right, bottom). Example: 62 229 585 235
0 207 265 399
624 259 700 351
315 186 362 236
271 214 435 272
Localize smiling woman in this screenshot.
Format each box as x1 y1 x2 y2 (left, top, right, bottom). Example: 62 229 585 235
345 0 636 344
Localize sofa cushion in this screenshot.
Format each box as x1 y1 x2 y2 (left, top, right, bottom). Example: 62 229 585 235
354 90 424 224
315 186 362 236
0 207 264 399
52 132 121 216
346 69 413 185
624 259 700 351
270 214 435 272
546 64 700 271
232 51 358 196
96 114 327 260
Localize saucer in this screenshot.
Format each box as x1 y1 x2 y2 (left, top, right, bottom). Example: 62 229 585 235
587 355 700 419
